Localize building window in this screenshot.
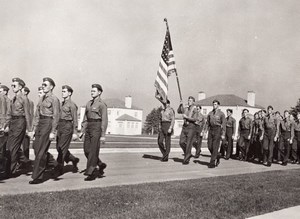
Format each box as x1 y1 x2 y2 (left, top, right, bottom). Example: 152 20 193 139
108 121 111 128
117 111 119 116
127 122 130 128
134 112 138 117
131 122 134 128
135 123 138 128
203 109 207 115
118 122 123 128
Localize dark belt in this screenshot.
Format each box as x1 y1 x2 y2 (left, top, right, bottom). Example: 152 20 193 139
59 119 72 122
87 119 102 122
11 115 25 119
40 115 52 119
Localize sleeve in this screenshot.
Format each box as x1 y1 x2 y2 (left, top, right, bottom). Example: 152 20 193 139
249 119 253 137
0 96 6 129
81 105 88 134
32 101 41 132
100 103 108 137
30 101 34 122
5 98 11 129
232 118 236 136
71 103 78 133
291 122 294 140
186 106 197 122
23 97 32 132
221 112 226 136
275 118 280 137
51 97 60 134
238 120 241 136
170 108 175 129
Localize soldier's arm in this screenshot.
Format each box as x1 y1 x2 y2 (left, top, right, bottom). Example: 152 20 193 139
221 112 226 137
51 97 60 134
100 103 108 137
71 103 78 134
170 108 175 130
249 119 253 137
186 106 197 122
23 97 31 132
5 98 11 129
275 118 280 138
291 122 295 140
233 118 236 137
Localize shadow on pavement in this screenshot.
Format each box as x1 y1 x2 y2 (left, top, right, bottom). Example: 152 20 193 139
193 160 210 166
142 154 162 160
172 157 184 163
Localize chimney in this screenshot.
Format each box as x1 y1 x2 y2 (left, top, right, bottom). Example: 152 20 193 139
125 96 132 108
247 91 255 107
198 91 206 101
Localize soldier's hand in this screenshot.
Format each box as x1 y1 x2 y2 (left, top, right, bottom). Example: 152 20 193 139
200 132 203 137
4 127 9 133
274 136 278 142
72 133 78 141
221 135 225 140
289 139 293 144
28 131 35 140
247 135 251 140
49 133 55 141
167 128 172 134
259 135 263 141
100 137 105 144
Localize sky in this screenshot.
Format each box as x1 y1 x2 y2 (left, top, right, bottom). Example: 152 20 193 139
0 0 299 120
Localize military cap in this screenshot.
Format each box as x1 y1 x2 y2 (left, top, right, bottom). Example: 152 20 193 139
188 96 195 102
0 85 9 91
43 77 55 87
195 103 202 109
212 99 220 105
23 86 30 93
267 105 273 110
62 85 73 94
226 109 233 113
243 108 249 113
92 84 103 92
12 77 26 87
38 86 43 91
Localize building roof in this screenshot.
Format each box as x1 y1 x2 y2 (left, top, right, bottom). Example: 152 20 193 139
196 94 264 109
116 114 141 122
104 98 142 110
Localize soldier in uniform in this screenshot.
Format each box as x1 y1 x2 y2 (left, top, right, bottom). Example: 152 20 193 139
29 77 60 184
204 100 226 168
80 84 108 181
262 105 279 167
158 99 175 162
177 96 197 165
56 85 80 174
278 110 294 166
252 111 264 163
292 112 300 164
37 86 45 98
237 109 253 161
21 86 34 160
193 104 205 158
6 78 31 176
222 109 236 160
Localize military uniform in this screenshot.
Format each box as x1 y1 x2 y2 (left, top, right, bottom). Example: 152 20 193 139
193 111 205 158
7 87 31 175
252 118 264 162
158 105 175 161
31 84 60 182
278 117 294 165
178 103 197 164
56 97 79 170
0 94 9 172
82 95 108 178
262 113 279 165
292 119 300 163
22 94 34 159
206 109 226 166
237 117 253 161
222 116 236 159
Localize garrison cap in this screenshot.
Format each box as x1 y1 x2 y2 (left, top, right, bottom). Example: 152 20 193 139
12 77 26 87
212 99 220 105
43 77 55 87
23 86 30 93
92 84 103 92
38 86 43 91
0 85 9 91
62 85 73 93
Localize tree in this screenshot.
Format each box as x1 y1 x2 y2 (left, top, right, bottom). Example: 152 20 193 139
291 98 300 118
143 107 162 135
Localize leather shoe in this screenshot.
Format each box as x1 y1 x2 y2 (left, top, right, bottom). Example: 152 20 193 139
216 156 220 167
267 162 272 167
208 164 215 168
281 162 287 166
29 179 43 184
99 163 107 172
84 175 96 181
72 158 80 169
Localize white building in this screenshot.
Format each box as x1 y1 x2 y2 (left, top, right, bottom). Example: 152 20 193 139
173 91 264 136
78 96 143 135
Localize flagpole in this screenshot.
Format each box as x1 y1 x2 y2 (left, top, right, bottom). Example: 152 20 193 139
164 18 183 102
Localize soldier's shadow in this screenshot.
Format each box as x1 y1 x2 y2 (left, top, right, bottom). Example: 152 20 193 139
172 157 184 163
193 160 210 166
53 164 79 181
142 154 162 161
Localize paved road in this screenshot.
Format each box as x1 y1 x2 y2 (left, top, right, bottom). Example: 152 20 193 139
1 148 299 196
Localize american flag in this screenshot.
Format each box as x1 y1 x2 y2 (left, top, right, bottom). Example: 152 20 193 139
154 28 176 104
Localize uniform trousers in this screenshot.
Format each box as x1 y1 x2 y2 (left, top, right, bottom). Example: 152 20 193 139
278 131 291 163
207 126 222 165
238 130 251 160
56 120 77 165
262 128 276 163
224 127 233 159
292 131 300 161
158 121 172 159
32 117 58 180
252 134 263 161
193 125 203 157
7 117 29 174
83 120 104 176
179 123 196 162
0 132 8 171
22 134 30 159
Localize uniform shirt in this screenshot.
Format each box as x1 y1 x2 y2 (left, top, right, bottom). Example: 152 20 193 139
177 104 197 125
24 96 34 130
160 106 175 129
238 117 253 137
60 98 78 133
10 92 31 131
263 113 280 137
225 116 236 134
279 118 294 139
33 92 60 134
1 95 11 129
253 119 263 135
294 119 300 131
195 111 205 128
0 95 7 129
82 96 108 137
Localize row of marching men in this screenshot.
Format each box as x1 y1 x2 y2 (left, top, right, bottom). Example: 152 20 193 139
0 77 108 184
158 96 300 168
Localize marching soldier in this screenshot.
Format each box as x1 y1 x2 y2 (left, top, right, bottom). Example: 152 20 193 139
21 86 34 160
56 85 80 174
0 88 9 173
7 78 31 176
158 99 175 162
193 104 205 158
237 109 253 161
29 77 60 184
278 110 294 166
177 96 197 165
204 100 226 168
252 111 264 163
223 109 236 160
292 112 300 164
262 106 279 167
80 84 108 181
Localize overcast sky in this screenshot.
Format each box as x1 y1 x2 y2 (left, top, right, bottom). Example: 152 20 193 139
0 0 299 119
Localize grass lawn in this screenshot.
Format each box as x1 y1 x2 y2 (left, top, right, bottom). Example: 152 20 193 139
1 169 300 219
